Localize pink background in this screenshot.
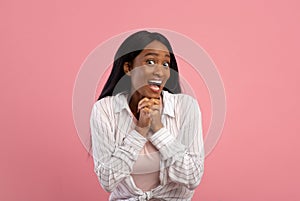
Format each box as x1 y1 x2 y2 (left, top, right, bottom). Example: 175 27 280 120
1 0 300 200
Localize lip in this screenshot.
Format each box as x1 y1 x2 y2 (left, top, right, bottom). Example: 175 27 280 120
148 84 161 93
147 80 163 93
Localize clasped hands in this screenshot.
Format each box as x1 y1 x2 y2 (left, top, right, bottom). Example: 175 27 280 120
135 97 163 137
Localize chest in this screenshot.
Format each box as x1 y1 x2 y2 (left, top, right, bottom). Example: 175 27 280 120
112 111 179 146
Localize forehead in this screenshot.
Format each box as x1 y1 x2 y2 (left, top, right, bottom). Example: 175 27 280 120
141 40 170 55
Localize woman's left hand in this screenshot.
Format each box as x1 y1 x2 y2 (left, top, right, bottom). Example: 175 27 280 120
148 98 163 133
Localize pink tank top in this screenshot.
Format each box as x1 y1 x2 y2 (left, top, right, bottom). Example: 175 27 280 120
131 139 161 192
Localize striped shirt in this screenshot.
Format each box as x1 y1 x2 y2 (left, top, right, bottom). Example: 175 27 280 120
90 90 204 201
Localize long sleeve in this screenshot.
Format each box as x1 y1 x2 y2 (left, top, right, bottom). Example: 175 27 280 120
148 95 204 190
90 98 147 192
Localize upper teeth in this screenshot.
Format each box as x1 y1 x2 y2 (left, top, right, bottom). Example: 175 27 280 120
148 80 162 86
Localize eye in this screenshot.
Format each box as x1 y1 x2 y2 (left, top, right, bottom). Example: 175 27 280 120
146 59 156 65
163 61 170 68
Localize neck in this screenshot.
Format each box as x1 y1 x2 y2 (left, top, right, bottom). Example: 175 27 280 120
129 90 143 119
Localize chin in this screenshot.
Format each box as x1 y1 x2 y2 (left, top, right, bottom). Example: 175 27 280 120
134 86 162 99
145 90 162 99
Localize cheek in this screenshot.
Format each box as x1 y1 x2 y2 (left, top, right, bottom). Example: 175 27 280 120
132 69 145 79
132 67 149 79
130 70 147 87
165 70 171 80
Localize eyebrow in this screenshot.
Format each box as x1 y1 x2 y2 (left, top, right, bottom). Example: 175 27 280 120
144 52 170 58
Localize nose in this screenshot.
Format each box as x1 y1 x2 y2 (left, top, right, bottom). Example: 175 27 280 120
153 64 164 77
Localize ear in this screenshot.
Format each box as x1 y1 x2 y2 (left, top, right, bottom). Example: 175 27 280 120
123 62 132 76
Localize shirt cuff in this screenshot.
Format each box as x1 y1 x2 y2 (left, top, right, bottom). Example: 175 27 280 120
149 127 186 160
117 130 148 160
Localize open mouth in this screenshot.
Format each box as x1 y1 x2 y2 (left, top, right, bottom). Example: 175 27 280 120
148 80 162 92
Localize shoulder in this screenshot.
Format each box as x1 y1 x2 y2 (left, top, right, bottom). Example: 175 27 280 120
91 92 128 114
162 91 201 116
92 96 113 112
163 90 199 107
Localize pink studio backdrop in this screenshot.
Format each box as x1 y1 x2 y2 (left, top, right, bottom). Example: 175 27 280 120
1 0 300 201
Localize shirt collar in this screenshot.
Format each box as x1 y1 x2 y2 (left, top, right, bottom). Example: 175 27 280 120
113 90 175 117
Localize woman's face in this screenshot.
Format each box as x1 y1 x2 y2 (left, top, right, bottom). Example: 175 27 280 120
127 40 171 99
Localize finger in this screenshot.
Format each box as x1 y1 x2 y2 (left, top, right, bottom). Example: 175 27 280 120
150 98 160 105
137 98 152 111
150 104 161 111
138 103 152 113
138 101 152 109
138 97 150 106
140 107 151 118
140 107 151 114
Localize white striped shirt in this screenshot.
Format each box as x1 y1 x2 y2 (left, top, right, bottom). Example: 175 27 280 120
90 90 204 201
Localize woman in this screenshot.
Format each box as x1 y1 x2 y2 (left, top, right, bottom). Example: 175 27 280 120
90 31 204 201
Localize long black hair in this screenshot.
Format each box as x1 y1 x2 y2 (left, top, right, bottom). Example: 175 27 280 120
98 30 181 100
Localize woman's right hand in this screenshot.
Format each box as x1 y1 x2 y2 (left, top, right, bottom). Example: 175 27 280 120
135 97 151 137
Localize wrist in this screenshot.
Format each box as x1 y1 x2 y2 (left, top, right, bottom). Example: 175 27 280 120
151 123 163 133
135 126 149 137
